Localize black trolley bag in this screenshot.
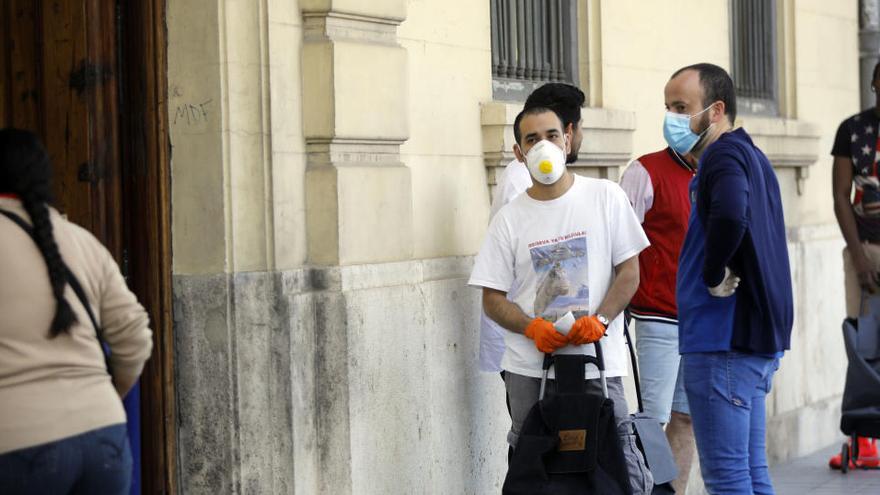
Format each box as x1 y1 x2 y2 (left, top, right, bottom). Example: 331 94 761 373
502 340 632 495
837 293 880 472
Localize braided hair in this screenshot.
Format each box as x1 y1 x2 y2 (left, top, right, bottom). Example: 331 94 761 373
0 128 77 336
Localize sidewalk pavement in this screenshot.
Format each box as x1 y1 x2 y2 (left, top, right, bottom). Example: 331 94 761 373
771 443 880 494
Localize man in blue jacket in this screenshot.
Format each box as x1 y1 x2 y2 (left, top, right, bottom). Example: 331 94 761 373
668 63 793 494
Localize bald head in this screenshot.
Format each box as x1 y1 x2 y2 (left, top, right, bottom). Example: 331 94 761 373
667 63 736 125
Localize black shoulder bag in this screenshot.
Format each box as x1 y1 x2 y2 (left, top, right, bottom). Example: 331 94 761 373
0 209 113 377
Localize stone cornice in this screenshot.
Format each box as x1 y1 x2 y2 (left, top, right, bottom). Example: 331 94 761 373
741 116 821 194
302 10 404 25
303 10 401 44
274 256 476 294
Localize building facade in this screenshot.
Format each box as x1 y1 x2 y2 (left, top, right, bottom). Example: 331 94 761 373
165 0 860 493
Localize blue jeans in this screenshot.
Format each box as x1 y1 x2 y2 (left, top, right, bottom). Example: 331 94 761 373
634 319 689 423
0 423 132 495
682 352 780 495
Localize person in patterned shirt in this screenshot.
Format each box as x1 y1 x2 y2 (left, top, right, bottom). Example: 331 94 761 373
829 59 880 469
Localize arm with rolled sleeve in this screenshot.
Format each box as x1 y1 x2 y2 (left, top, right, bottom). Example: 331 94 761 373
469 213 528 332
701 152 749 287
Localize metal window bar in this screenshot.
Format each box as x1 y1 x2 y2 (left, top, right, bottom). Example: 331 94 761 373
490 0 578 98
548 0 560 81
516 0 526 78
534 0 545 81
730 0 777 110
525 0 534 79
491 0 501 75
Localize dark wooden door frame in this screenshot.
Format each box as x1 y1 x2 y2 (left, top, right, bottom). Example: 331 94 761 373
2 1 175 493
118 1 176 494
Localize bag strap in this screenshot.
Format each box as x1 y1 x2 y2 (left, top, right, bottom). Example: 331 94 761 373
0 209 111 375
622 311 645 413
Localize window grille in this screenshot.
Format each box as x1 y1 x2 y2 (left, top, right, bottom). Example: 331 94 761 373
730 0 778 115
490 0 579 101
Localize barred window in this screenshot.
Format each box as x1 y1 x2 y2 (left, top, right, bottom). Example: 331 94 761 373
730 0 778 115
490 0 579 101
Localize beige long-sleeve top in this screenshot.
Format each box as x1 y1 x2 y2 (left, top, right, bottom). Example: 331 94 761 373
0 197 152 454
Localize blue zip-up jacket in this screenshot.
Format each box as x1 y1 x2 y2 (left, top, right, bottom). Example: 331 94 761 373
677 128 793 355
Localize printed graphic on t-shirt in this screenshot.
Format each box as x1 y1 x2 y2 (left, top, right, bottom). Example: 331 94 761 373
851 129 880 218
528 232 589 321
837 116 880 241
854 174 880 217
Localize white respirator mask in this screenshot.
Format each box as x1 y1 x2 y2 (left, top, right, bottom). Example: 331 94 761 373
524 139 567 185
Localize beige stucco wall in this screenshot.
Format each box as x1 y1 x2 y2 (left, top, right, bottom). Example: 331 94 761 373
597 0 858 228
166 0 861 270
268 0 309 270
164 1 865 492
399 1 493 259
167 0 226 274
599 0 731 162
794 0 860 225
168 0 309 274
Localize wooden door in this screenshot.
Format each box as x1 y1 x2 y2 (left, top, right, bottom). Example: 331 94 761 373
117 2 176 494
1 1 175 493
0 0 122 254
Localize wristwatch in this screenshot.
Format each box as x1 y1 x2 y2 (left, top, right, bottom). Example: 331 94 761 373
595 313 610 329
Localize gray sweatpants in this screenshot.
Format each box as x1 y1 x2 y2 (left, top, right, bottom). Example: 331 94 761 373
504 372 654 495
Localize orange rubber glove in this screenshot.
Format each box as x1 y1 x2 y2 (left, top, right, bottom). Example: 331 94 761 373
524 317 568 353
568 315 606 345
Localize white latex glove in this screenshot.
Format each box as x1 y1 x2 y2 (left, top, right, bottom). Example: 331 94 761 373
708 267 740 297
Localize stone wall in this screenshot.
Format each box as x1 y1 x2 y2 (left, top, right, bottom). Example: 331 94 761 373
768 225 849 462
170 227 850 494
174 272 294 494
173 260 511 494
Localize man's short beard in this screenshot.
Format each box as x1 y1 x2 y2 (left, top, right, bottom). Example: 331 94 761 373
691 112 713 155
565 151 578 164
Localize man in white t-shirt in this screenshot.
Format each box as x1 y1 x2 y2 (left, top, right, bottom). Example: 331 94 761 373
469 106 653 494
481 83 587 374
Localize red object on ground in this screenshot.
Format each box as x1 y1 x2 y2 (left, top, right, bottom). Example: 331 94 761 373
829 437 879 469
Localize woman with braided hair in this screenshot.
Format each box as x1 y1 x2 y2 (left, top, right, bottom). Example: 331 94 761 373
0 128 152 494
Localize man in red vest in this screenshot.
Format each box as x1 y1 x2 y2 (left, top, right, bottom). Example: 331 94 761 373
620 145 697 492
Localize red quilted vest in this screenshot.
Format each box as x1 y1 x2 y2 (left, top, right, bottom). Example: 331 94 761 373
629 148 694 322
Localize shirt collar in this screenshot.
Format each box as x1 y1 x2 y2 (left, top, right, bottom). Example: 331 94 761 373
665 147 696 173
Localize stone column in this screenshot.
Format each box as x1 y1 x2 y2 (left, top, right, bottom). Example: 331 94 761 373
301 0 412 266
167 1 300 493
299 1 412 493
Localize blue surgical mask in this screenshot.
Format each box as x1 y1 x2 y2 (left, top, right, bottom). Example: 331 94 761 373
663 105 713 155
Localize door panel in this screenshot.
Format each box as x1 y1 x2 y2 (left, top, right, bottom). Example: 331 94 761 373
1 0 121 257
1 2 175 493
4 2 41 132
118 2 177 492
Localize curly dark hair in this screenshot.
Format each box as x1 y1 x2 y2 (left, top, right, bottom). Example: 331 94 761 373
524 83 586 131
513 106 564 146
0 128 77 336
